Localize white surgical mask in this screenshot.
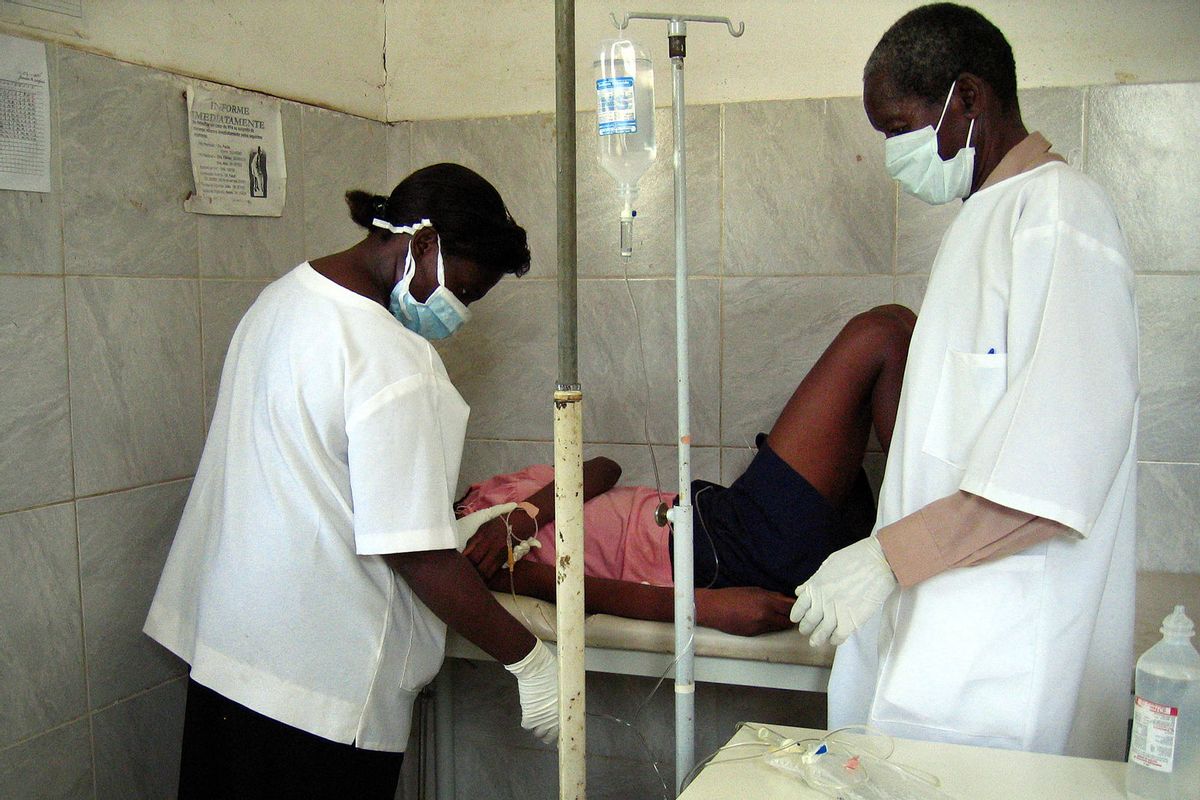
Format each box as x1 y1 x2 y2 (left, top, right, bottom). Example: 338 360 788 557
884 83 976 205
372 217 471 340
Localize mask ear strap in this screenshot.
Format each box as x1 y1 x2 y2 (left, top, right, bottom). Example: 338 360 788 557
935 82 956 131
434 236 447 287
401 247 418 281
964 117 976 149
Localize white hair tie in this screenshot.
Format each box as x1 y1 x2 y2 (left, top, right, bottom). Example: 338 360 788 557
371 217 432 235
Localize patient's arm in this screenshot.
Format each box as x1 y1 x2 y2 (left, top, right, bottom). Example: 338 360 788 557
489 561 794 638
463 456 622 580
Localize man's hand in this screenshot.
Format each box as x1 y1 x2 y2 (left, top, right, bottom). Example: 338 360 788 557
695 586 795 637
790 536 897 647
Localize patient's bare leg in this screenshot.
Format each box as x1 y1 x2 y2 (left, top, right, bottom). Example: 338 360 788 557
765 304 915 508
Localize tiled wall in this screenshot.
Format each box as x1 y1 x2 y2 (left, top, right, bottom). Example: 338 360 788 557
431 85 1200 576
0 45 400 798
419 84 1200 795
1 40 1197 798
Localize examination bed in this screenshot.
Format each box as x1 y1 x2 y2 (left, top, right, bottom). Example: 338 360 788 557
446 570 1200 691
425 571 1199 798
446 591 834 691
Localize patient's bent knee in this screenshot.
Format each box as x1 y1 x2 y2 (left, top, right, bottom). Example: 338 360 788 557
842 305 916 356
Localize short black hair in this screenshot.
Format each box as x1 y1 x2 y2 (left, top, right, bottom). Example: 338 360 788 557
346 163 531 278
864 3 1019 113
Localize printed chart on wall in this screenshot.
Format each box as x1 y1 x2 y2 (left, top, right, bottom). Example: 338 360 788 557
184 83 286 216
5 0 83 16
0 33 51 193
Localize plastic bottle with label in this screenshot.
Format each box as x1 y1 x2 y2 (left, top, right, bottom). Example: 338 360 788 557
594 37 655 258
1127 605 1200 800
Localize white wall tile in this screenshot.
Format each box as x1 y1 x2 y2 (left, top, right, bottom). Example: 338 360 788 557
66 277 204 495
1137 275 1200 462
91 679 186 800
0 277 72 514
579 278 719 446
435 278 557 441
0 719 92 800
200 279 268 426
301 107 389 258
721 276 894 446
895 188 956 276
723 98 894 276
0 188 63 276
0 503 87 748
894 274 928 315
387 120 411 191
457 439 555 498
582 443 721 491
58 50 197 277
78 481 190 709
1088 84 1200 274
1138 462 1200 573
1021 87 1084 167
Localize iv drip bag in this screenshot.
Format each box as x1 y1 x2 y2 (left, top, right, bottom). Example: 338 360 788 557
595 38 656 257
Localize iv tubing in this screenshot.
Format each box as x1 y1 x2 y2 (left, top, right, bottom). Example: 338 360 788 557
554 2 586 799
667 17 696 795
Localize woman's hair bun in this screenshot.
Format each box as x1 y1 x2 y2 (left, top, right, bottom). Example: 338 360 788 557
345 190 389 231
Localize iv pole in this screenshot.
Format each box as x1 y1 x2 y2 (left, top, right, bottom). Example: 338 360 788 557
553 2 587 799
611 12 743 795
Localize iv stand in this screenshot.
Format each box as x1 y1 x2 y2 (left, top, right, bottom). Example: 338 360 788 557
611 12 743 795
555 3 586 800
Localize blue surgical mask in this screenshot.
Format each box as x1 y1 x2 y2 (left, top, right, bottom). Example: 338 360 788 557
884 83 976 205
389 239 471 340
372 217 472 340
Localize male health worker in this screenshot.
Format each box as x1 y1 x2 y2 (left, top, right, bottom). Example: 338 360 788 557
790 3 1139 760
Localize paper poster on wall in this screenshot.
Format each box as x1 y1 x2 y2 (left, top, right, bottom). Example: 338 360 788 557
184 83 286 216
6 0 83 17
0 33 51 193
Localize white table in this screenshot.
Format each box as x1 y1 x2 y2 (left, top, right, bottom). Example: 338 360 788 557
678 724 1128 800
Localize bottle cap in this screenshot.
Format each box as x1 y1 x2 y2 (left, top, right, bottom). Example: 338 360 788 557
1161 605 1195 639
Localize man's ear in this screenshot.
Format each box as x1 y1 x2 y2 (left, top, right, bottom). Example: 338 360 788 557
955 72 986 120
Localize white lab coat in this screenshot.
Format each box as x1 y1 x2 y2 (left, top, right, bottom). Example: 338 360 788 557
145 265 468 752
829 162 1139 759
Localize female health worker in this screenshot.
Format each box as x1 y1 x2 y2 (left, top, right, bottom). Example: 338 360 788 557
145 163 558 798
790 4 1139 760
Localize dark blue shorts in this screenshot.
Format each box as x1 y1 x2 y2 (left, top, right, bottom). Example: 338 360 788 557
684 434 873 595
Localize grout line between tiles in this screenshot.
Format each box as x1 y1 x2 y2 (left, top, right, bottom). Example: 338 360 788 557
55 48 95 779
1080 86 1090 172
0 712 88 756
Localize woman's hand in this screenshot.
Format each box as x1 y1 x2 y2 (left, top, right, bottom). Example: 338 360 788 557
695 586 795 637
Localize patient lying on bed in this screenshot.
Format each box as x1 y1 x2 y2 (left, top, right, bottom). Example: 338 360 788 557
457 304 915 637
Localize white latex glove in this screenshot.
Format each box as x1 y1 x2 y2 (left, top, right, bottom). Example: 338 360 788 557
504 640 559 744
790 536 897 648
454 502 518 551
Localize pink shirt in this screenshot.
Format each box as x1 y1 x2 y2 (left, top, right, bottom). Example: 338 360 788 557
458 465 675 587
